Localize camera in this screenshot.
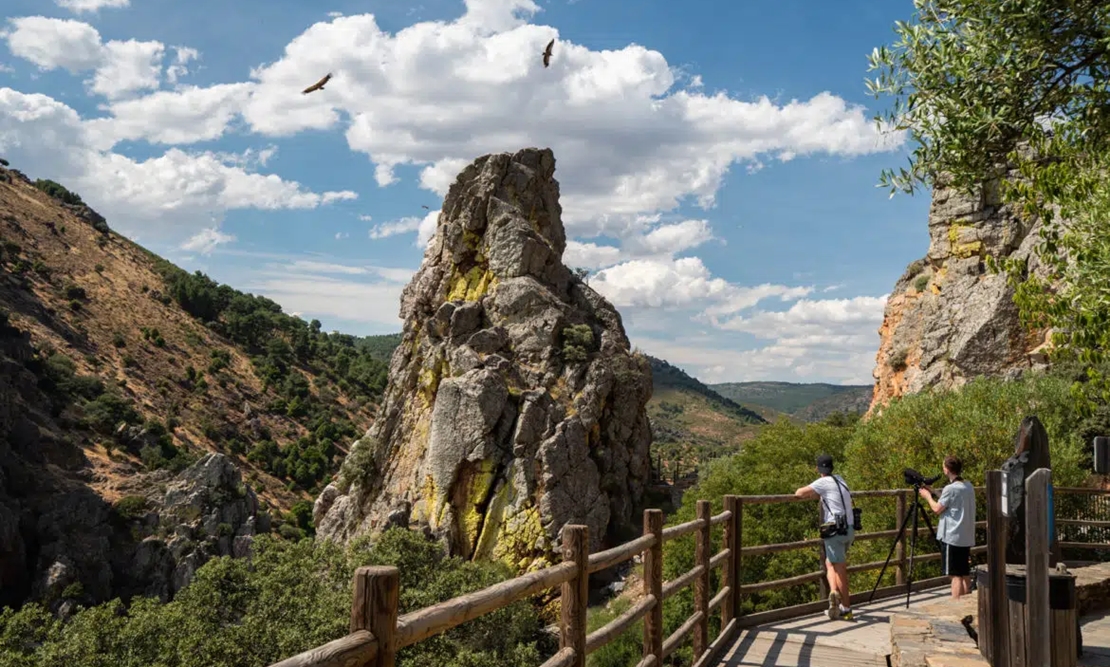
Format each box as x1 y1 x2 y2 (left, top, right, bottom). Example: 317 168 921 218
903 467 942 487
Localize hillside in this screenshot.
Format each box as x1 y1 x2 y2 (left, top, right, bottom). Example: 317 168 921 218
0 164 391 581
644 356 767 480
709 381 873 421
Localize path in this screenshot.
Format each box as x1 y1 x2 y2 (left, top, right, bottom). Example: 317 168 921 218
715 587 1110 667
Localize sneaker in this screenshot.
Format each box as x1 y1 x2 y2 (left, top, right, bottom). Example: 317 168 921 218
826 591 841 620
840 607 855 621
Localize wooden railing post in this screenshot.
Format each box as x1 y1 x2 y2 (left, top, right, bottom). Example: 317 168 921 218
561 525 589 667
351 566 399 667
722 495 740 626
1026 468 1051 667
896 490 907 586
694 500 711 657
986 470 1010 667
643 509 664 663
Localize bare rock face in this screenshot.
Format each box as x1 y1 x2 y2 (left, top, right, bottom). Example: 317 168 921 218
315 148 653 570
868 171 1052 414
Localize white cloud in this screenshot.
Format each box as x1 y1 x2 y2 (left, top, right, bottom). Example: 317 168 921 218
336 231 350 239
166 46 200 84
66 6 899 238
55 0 130 12
85 83 252 148
369 216 424 239
3 17 164 98
0 88 358 242
358 214 373 222
181 227 236 254
240 260 412 326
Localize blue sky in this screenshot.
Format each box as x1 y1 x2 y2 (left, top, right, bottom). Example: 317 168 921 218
0 0 931 385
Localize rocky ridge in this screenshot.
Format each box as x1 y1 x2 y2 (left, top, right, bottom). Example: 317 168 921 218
868 171 1052 413
314 148 654 570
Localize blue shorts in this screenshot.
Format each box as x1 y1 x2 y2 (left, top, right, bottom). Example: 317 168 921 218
824 526 855 564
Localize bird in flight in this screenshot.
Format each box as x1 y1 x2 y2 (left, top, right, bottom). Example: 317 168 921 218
302 73 332 94
421 205 430 210
542 39 554 68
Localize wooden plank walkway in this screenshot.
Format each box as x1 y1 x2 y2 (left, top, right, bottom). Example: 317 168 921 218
716 589 1110 666
717 589 950 666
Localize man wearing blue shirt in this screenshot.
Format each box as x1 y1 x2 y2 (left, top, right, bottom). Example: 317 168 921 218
919 455 977 599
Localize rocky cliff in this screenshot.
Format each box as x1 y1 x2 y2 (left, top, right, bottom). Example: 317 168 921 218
314 148 654 570
868 172 1052 413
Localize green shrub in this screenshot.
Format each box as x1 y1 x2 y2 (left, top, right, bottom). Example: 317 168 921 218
95 263 105 273
112 332 126 348
561 324 594 363
889 348 908 371
64 284 87 300
68 299 82 312
33 178 84 206
114 495 149 520
60 582 84 600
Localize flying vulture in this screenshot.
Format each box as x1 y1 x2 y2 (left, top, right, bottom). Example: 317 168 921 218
421 205 430 209
302 73 332 94
542 39 554 68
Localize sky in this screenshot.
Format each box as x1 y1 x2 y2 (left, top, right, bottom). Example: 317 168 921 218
0 0 934 386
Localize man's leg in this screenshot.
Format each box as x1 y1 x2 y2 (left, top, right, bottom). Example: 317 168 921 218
950 576 961 599
961 576 972 596
833 561 850 609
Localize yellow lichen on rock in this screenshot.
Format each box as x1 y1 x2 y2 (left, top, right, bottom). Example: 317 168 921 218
459 459 499 547
953 240 983 259
447 266 496 302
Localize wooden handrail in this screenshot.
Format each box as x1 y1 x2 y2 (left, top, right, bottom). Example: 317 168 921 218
395 561 577 648
266 485 1109 667
585 595 656 652
587 534 655 574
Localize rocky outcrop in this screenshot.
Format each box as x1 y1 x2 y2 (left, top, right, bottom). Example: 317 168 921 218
314 148 653 571
868 172 1053 414
0 316 263 610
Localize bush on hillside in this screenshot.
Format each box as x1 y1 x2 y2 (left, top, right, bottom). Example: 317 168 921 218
33 179 84 206
0 530 553 667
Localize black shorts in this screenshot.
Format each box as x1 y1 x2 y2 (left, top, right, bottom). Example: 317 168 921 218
940 541 971 577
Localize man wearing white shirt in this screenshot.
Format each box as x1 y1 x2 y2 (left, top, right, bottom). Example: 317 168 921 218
795 454 855 620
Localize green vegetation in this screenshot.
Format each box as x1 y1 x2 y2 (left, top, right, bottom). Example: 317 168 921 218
33 179 84 207
146 263 392 490
560 324 594 363
867 0 1110 406
0 530 552 667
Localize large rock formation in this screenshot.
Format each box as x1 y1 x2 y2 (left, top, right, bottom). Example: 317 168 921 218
314 148 653 570
868 172 1052 413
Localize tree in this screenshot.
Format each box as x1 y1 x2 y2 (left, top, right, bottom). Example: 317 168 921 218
867 0 1110 405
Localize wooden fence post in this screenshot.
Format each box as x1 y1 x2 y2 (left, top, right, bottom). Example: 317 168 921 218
896 490 907 586
561 525 589 667
722 495 740 626
351 566 399 667
695 500 711 657
644 509 664 663
986 470 1010 667
1026 468 1051 667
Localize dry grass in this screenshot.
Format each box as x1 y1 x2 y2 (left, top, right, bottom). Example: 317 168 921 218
0 170 374 513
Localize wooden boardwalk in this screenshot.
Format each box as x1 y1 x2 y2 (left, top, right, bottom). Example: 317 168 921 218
716 587 1110 667
717 589 950 666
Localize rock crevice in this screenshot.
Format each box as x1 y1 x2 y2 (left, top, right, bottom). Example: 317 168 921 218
315 148 653 569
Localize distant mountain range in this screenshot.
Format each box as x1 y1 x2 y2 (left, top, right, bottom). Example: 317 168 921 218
709 381 873 422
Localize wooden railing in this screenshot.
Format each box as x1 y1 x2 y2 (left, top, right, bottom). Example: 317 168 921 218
267 485 1110 667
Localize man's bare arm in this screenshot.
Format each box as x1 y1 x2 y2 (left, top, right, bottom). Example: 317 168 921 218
795 485 818 499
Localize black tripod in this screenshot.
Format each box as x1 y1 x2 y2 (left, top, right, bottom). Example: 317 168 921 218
867 484 938 608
